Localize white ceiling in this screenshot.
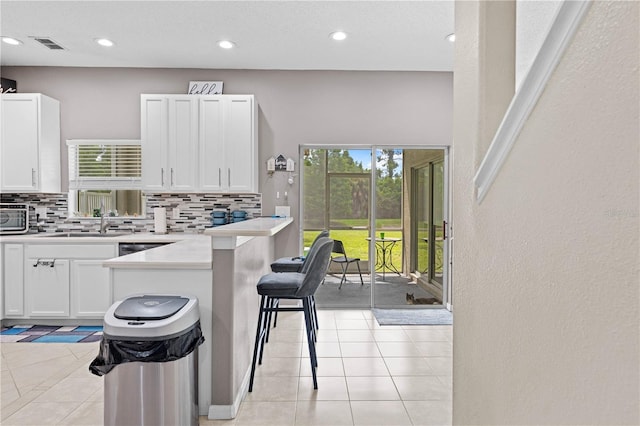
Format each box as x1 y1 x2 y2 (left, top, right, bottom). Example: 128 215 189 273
0 0 455 71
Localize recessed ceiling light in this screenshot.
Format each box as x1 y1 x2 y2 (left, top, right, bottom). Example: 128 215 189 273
217 40 236 49
330 31 348 41
446 33 456 43
95 38 115 47
2 37 22 46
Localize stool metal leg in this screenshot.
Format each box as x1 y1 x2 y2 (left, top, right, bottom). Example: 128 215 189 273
273 298 279 328
265 297 276 343
312 295 318 327
302 297 318 388
249 295 268 392
258 305 269 365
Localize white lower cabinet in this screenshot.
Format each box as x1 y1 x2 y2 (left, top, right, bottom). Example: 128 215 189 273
3 244 25 317
71 260 112 317
2 243 118 320
26 259 70 317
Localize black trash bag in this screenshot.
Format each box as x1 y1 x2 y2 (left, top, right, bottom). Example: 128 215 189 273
89 322 205 376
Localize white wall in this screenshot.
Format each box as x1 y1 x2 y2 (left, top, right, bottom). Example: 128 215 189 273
0 67 452 256
516 0 563 91
453 1 639 424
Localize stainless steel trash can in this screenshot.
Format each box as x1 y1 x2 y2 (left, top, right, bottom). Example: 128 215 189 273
92 294 203 426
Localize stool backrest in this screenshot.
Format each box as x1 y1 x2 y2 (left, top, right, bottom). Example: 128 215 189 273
300 230 329 273
296 237 333 298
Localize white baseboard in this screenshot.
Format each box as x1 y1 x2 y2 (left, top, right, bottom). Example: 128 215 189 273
208 364 251 420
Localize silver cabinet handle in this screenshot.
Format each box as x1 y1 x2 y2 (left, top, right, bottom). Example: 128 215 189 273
171 168 174 186
228 168 231 187
33 259 55 268
161 168 165 186
218 168 221 186
31 168 36 187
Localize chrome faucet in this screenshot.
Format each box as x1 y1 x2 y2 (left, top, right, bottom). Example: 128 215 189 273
99 200 110 234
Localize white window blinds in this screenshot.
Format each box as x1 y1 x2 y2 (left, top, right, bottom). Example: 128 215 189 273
67 140 142 190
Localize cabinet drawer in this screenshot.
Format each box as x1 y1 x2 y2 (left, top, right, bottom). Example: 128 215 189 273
26 244 117 259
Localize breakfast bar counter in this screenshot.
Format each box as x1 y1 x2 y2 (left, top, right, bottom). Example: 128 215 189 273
103 217 294 420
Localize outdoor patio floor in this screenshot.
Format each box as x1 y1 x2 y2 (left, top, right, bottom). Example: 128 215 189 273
317 274 440 308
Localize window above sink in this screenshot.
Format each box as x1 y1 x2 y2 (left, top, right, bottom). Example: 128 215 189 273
66 139 145 218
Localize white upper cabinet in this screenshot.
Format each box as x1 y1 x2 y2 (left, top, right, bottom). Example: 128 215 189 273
168 97 199 190
200 95 257 192
200 97 225 191
0 94 61 193
223 96 256 192
141 96 168 191
141 94 257 193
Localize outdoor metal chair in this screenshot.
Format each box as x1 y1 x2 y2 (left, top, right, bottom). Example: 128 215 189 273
330 239 364 289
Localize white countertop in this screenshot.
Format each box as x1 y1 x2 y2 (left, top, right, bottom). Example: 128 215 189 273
0 232 206 243
2 218 293 269
204 217 293 237
103 237 212 270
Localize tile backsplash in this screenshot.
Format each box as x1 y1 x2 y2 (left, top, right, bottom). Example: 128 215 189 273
1 193 262 234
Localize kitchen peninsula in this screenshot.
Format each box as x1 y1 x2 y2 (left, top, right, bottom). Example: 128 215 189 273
103 217 294 419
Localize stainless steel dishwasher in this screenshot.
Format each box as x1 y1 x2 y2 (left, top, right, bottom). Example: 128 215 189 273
118 242 169 256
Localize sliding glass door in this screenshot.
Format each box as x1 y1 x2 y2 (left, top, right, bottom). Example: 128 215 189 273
372 148 406 308
301 146 448 309
408 152 448 305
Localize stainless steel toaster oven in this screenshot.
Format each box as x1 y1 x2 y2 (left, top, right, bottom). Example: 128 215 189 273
0 203 29 234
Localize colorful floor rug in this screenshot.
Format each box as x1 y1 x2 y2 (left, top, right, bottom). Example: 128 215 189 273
0 325 103 343
373 308 453 326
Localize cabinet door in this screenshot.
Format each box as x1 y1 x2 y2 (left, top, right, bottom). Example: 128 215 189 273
224 96 256 192
26 259 70 317
168 97 198 191
1 96 39 191
141 95 168 190
3 244 24 317
71 260 111 318
199 97 225 191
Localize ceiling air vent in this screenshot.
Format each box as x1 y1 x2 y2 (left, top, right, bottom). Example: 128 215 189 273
32 37 65 50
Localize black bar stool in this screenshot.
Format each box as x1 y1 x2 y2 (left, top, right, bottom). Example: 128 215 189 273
249 237 333 392
267 230 329 336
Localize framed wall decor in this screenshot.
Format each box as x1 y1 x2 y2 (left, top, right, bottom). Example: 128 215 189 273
188 81 223 95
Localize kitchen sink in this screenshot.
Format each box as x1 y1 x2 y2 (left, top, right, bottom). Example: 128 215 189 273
47 232 131 238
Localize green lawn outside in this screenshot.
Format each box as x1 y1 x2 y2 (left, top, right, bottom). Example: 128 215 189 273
304 228 403 272
304 224 444 275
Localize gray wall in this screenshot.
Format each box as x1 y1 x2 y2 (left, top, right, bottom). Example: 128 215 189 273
1 67 453 256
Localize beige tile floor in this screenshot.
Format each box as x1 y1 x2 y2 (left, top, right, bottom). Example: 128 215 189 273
1 310 452 425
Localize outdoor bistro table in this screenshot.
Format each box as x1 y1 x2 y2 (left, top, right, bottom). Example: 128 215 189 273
366 237 401 280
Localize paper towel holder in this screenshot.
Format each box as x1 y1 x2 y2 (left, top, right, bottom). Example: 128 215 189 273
153 207 167 234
